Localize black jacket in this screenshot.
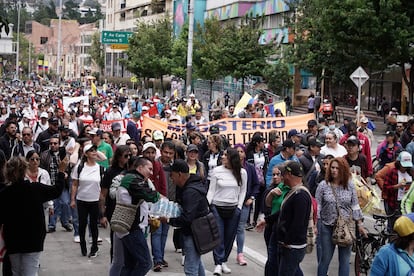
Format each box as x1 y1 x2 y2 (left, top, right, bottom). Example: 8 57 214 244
0 173 64 254
36 128 59 152
169 175 209 236
0 134 18 159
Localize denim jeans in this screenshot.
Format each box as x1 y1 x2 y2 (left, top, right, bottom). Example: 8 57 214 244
183 234 206 276
69 180 79 236
317 222 351 276
9 252 41 276
211 205 241 265
278 246 306 276
236 204 251 254
384 201 400 233
121 228 152 276
151 221 169 264
109 233 124 276
49 188 71 229
77 200 99 253
265 225 279 276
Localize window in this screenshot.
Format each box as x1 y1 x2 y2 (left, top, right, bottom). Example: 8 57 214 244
40 37 48 44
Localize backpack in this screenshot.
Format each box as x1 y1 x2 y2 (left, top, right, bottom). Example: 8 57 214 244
77 159 105 183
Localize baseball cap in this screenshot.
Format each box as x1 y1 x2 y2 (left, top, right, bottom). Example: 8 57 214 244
360 117 369 124
142 142 157 153
132 111 141 118
170 159 190 173
346 135 360 145
165 109 172 115
386 130 396 137
58 125 70 131
307 120 318 127
209 125 220 134
282 139 295 148
40 112 48 118
308 138 324 147
171 106 178 111
48 117 59 124
187 144 199 152
394 213 414 237
87 128 99 135
152 130 164 141
111 122 121 131
83 144 97 154
287 129 300 138
285 161 304 177
397 151 413 168
186 122 197 131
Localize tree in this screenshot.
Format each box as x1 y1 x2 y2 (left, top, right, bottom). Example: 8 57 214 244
220 14 272 95
63 0 81 21
263 62 293 95
89 32 104 76
124 17 173 95
170 22 188 80
193 17 225 96
285 0 414 111
33 0 58 26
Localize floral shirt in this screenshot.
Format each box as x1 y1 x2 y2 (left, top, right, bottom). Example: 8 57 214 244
316 180 363 226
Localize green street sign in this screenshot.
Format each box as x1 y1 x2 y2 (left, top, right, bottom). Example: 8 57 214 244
101 31 133 45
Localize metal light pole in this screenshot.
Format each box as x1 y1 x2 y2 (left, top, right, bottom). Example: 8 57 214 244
185 0 194 97
14 0 21 80
56 0 63 82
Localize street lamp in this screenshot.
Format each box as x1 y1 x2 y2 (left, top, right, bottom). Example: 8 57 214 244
15 0 21 80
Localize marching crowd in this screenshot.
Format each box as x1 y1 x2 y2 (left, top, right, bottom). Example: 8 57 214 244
2 82 414 276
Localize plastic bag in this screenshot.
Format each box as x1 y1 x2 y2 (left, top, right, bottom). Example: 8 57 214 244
352 174 383 215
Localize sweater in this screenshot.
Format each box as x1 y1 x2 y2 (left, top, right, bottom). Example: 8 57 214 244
207 165 247 210
0 172 64 254
371 243 411 276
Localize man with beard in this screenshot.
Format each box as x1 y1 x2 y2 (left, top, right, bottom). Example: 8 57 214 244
36 117 60 152
0 121 18 159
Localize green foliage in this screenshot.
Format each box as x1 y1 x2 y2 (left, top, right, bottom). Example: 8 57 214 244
170 23 188 79
124 17 173 89
63 0 81 21
89 32 104 75
33 0 58 26
263 61 292 94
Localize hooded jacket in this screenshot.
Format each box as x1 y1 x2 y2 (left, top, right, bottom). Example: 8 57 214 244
169 174 209 235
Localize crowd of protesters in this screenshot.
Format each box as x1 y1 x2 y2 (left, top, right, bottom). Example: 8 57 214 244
2 80 414 276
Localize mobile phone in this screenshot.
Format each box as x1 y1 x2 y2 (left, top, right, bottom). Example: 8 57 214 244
59 147 66 160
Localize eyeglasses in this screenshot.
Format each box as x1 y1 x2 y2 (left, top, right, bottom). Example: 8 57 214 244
123 154 131 158
22 133 31 136
30 157 40 161
49 142 58 145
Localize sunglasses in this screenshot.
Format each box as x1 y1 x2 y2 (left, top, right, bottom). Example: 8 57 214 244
30 157 40 161
49 142 58 145
22 133 31 136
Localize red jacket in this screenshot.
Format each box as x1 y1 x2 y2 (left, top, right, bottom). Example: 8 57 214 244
150 160 167 197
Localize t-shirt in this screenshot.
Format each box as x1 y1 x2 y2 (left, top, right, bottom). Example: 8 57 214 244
71 163 101 202
345 154 368 179
397 170 412 201
97 141 113 169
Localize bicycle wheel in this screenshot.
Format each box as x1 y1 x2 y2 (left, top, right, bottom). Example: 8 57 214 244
354 236 378 276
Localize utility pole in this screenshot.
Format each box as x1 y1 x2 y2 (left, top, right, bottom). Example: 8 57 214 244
185 0 194 97
15 0 21 80
57 0 63 82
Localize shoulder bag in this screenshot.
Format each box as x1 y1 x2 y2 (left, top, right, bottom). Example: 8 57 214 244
110 190 143 234
330 183 355 247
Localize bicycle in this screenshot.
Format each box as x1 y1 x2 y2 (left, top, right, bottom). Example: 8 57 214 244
354 213 397 276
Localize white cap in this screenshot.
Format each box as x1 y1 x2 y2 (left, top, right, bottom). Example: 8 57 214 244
40 112 48 118
142 142 157 152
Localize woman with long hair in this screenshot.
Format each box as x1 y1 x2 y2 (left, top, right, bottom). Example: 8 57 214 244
99 145 131 276
316 157 367 276
234 143 260 266
103 131 117 154
70 144 102 258
25 150 53 214
202 134 223 186
245 132 269 228
371 213 414 275
207 148 247 275
0 156 67 276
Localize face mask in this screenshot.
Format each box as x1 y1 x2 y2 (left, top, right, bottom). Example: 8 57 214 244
328 125 336 130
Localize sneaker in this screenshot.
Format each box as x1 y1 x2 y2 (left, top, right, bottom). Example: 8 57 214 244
237 253 247 266
47 227 56 233
73 236 80 243
89 237 103 244
245 224 254 231
153 263 162 272
161 260 168 267
213 265 222 276
181 256 185 266
221 263 231 274
62 224 73 232
88 248 99 258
